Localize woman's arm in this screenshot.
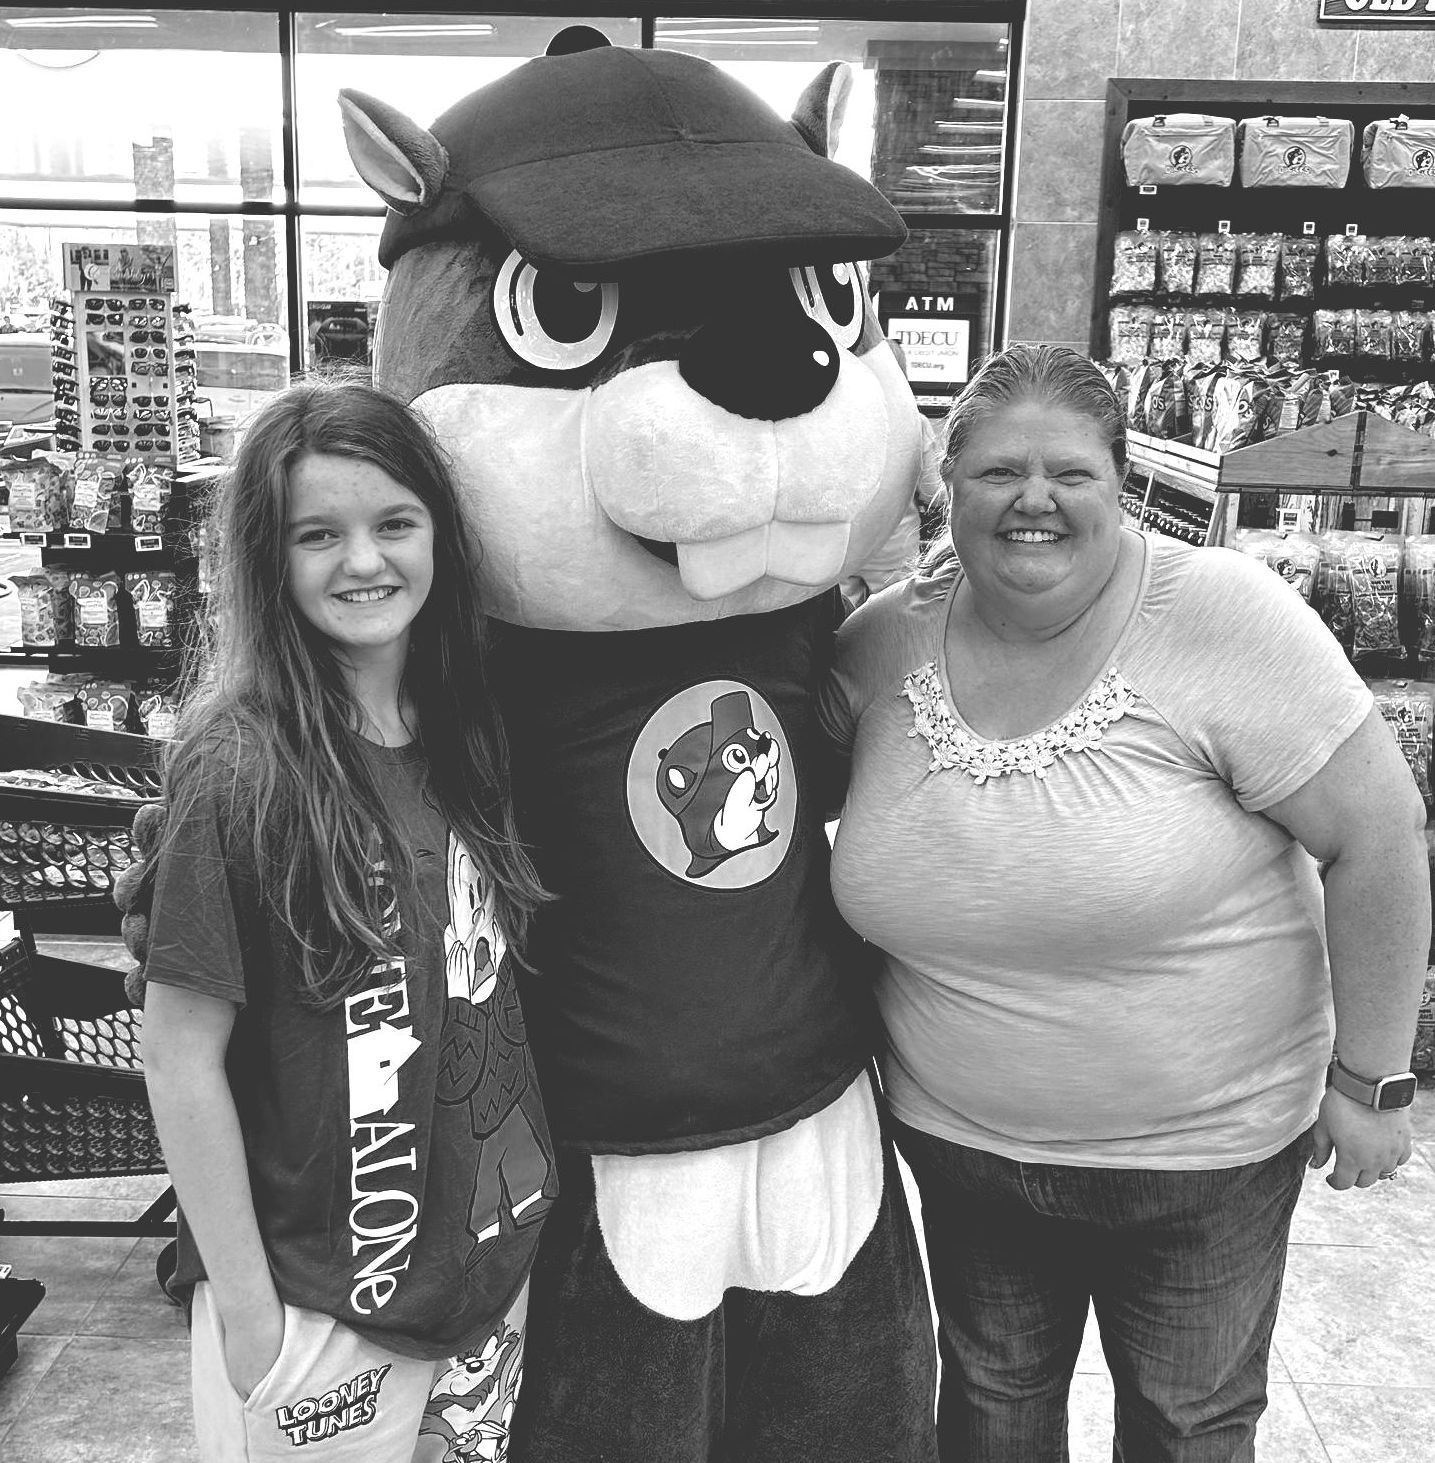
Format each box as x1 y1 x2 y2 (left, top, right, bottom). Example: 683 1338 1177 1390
143 980 283 1393
1263 705 1430 1189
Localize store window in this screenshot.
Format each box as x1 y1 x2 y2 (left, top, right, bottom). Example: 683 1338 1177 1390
654 14 1014 394
1 6 1018 417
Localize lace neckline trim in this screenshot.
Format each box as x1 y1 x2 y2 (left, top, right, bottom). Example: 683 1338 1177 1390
901 662 1137 783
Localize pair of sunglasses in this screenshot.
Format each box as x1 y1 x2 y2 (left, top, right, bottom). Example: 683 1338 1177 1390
131 347 166 361
130 362 166 376
132 394 169 408
86 312 122 325
84 297 126 310
127 314 165 328
129 330 165 344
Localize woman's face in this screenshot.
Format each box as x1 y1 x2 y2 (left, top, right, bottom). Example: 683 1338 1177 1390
945 396 1124 616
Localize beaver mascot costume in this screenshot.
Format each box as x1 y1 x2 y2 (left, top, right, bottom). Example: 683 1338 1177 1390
124 28 936 1462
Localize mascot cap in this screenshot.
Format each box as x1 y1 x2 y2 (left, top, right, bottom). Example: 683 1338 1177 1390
377 46 907 272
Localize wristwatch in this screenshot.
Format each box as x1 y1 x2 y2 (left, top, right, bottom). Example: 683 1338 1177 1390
1327 1056 1419 1112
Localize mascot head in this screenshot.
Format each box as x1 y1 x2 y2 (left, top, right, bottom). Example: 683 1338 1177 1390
340 31 921 630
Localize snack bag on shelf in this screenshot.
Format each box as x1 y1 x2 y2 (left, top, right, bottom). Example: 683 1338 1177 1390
1237 115 1354 188
1271 370 1323 434
125 570 177 648
1184 363 1224 450
79 680 136 733
127 461 174 537
1195 232 1237 296
12 567 72 646
1 458 67 533
1111 230 1160 295
15 682 78 723
1312 309 1358 358
1109 305 1154 365
1209 368 1275 453
1368 680 1435 804
1125 359 1162 433
1404 536 1435 672
1365 236 1399 289
1412 967 1435 1074
1158 232 1199 297
1315 370 1357 421
1391 311 1430 363
1121 113 1236 186
68 571 123 648
1142 363 1190 440
1324 234 1367 287
1185 310 1226 367
1235 234 1282 299
1342 534 1406 668
1264 311 1309 364
1278 235 1321 301
70 451 120 535
1149 310 1186 358
1315 530 1359 651
137 687 182 740
1229 527 1322 601
1356 309 1394 360
1362 116 1435 188
1222 310 1266 365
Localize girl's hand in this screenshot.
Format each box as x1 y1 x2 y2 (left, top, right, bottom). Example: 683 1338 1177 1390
222 1292 286 1400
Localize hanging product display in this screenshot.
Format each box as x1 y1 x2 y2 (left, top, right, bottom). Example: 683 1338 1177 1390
1236 115 1354 188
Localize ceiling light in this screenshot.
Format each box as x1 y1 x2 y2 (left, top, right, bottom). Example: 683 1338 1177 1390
655 33 817 45
974 70 1007 82
5 13 156 27
331 22 496 38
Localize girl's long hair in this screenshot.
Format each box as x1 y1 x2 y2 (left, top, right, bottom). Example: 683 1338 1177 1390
163 377 547 1009
920 343 1129 575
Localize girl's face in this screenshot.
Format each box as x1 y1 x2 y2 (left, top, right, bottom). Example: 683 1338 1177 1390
945 397 1123 614
284 451 435 663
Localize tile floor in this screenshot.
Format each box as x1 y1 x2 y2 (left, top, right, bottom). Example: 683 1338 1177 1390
1 934 1433 1463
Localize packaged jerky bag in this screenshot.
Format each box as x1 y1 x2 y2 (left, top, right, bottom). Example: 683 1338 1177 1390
1368 680 1435 804
1235 234 1282 299
1121 113 1237 187
1403 536 1435 671
1158 232 1199 297
1312 309 1358 358
1149 310 1186 359
1222 309 1265 365
1111 231 1160 295
1356 309 1394 359
1316 529 1360 650
1278 235 1321 301
1341 533 1406 668
1237 116 1354 188
1391 311 1429 363
1185 310 1226 368
1265 311 1309 364
1324 234 1367 287
1109 305 1154 365
1230 527 1322 601
1194 232 1237 296
1362 116 1435 189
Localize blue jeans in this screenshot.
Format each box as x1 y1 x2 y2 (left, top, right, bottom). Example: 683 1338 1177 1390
893 1121 1315 1463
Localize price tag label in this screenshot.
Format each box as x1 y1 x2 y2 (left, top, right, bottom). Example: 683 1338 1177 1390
1346 223 1360 236
1138 185 1157 195
18 532 46 547
63 533 91 549
1136 217 1150 232
1303 221 1316 235
135 534 163 553
1217 220 1231 234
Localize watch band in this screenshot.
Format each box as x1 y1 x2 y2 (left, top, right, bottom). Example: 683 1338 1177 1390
1328 1056 1419 1111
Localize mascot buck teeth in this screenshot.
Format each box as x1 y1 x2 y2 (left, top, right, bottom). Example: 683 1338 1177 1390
338 29 936 1462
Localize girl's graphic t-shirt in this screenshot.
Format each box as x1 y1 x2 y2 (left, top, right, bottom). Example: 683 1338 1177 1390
144 734 554 1360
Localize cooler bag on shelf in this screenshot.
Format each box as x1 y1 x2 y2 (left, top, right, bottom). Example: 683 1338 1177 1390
1121 114 1236 187
1362 115 1435 188
1237 116 1353 187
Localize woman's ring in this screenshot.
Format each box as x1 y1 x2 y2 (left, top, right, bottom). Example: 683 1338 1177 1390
1379 1169 1400 1181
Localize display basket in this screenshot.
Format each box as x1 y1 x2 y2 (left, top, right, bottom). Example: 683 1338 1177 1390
0 714 160 909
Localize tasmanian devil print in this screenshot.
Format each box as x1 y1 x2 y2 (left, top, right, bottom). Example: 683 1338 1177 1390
656 689 782 879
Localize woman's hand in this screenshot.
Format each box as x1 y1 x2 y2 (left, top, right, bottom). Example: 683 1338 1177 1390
222 1289 285 1399
1310 1087 1415 1189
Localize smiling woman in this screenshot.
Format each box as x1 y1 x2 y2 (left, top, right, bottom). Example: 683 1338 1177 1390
820 342 1431 1462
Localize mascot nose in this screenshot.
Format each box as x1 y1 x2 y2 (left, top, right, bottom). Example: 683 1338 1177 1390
679 310 841 422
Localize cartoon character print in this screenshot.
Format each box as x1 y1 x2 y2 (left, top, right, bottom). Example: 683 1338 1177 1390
655 689 781 878
416 1319 525 1463
438 833 553 1264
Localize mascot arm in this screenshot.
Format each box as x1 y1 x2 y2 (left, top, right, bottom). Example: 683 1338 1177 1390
113 800 168 1006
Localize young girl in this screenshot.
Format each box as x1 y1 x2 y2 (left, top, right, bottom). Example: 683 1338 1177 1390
141 380 554 1462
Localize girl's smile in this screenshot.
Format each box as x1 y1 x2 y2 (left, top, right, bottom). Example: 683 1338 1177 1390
285 452 435 664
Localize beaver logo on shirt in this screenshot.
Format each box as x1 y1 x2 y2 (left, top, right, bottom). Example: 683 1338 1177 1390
656 690 781 878
627 680 796 889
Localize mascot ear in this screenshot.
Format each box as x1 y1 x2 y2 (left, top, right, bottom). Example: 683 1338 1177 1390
338 89 449 215
546 24 612 55
791 61 853 160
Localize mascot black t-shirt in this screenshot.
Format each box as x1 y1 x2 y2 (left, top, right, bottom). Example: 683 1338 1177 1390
493 591 876 1153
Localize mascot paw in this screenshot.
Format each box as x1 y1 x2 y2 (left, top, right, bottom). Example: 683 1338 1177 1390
115 800 168 1002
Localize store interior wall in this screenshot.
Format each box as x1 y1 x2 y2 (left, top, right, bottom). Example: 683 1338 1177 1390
1010 0 1435 354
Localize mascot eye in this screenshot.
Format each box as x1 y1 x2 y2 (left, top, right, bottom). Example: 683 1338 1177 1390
788 262 866 352
494 251 619 370
722 745 751 774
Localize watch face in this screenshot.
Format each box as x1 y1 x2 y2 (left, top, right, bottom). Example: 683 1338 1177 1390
1376 1074 1419 1111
